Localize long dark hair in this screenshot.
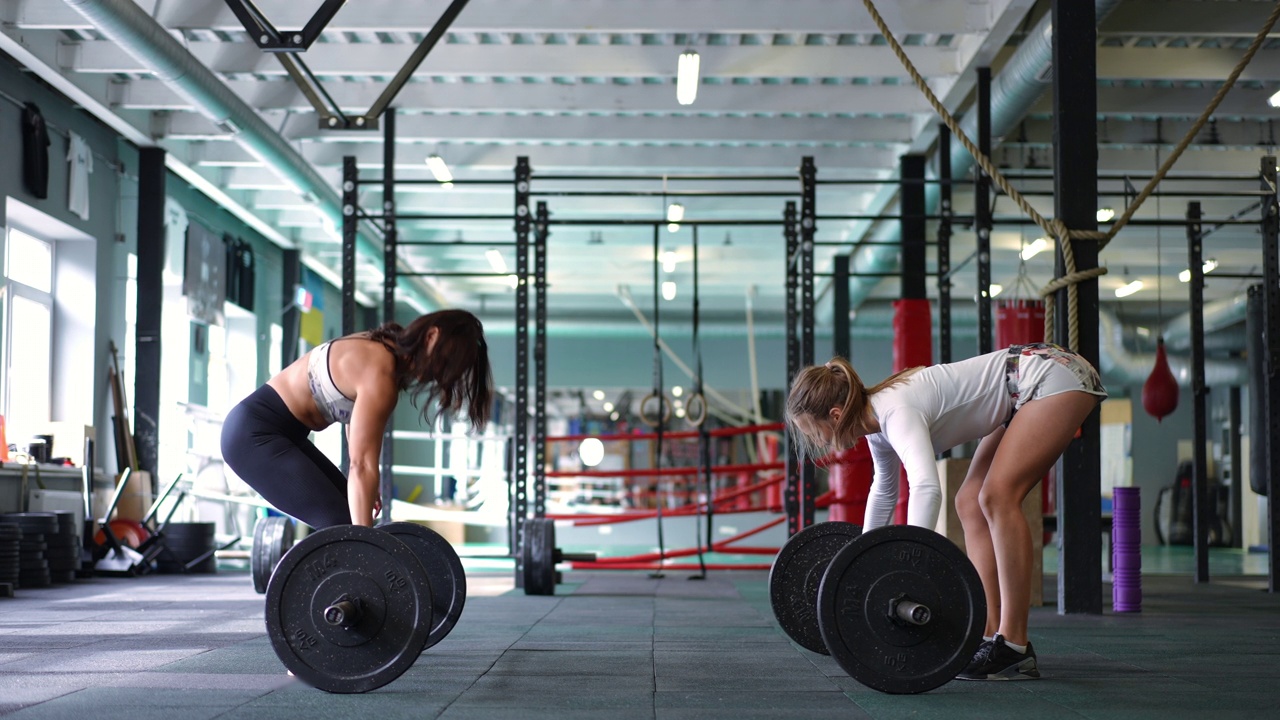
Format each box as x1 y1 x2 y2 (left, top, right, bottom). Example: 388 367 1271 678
368 309 493 433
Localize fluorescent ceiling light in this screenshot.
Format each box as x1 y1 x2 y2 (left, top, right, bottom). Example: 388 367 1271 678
1270 89 1280 108
505 274 518 289
592 390 606 400
1020 237 1049 261
661 250 678 273
426 154 454 186
677 50 701 105
1178 259 1218 282
667 203 685 223
671 385 683 397
989 284 1004 297
602 401 615 413
667 223 681 233
1115 280 1144 298
675 407 686 418
662 281 677 300
1096 207 1115 223
485 249 507 273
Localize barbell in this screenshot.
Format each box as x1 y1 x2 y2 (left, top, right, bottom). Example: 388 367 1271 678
263 521 466 693
769 522 986 695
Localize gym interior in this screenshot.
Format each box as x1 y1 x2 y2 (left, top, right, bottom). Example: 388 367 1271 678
1 0 1279 717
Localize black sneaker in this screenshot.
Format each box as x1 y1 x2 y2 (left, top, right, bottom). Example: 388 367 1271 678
958 638 995 677
955 635 1040 681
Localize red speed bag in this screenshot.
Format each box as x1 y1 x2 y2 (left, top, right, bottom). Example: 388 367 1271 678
1142 337 1179 422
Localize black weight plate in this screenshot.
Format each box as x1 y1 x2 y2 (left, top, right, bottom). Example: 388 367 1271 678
252 517 292 594
817 525 986 695
521 518 556 596
768 521 863 655
381 522 467 649
252 517 275 593
269 518 295 581
265 524 433 694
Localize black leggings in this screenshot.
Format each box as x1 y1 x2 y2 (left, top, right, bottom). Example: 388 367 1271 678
220 385 350 529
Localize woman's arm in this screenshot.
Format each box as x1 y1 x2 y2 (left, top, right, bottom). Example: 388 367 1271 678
863 434 901 529
345 357 398 526
879 408 943 529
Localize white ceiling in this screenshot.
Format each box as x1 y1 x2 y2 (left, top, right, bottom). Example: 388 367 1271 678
4 0 1278 337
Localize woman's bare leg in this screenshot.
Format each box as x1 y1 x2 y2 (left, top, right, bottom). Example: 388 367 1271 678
955 427 1005 637
980 391 1099 646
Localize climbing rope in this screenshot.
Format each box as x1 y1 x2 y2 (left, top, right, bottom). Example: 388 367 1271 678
858 0 1280 351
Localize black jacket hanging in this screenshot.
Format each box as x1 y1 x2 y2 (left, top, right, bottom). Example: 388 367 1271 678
21 102 51 200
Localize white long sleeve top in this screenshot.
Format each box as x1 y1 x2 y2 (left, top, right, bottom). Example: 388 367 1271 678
862 349 1014 530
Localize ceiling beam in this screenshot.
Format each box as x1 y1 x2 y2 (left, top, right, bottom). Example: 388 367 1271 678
112 76 935 115
1100 1 1280 37
13 0 1001 35
1097 47 1280 82
68 40 962 78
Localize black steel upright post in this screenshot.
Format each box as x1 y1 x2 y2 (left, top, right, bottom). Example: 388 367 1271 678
1228 386 1243 549
834 255 850 359
341 156 359 474
783 201 801 536
799 157 817 529
134 147 166 486
1051 0 1103 614
1260 155 1280 592
282 249 302 367
534 202 549 520
975 67 994 356
1187 201 1210 583
379 108 397 524
513 157 532 585
938 124 954 365
901 155 928 300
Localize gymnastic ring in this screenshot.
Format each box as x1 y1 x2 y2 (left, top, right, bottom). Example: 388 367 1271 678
638 393 672 428
684 392 708 428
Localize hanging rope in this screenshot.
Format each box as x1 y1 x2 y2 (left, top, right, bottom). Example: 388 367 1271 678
858 0 1280 351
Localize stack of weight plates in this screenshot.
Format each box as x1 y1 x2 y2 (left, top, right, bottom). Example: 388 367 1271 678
45 512 81 584
0 512 57 588
156 522 217 574
0 522 20 595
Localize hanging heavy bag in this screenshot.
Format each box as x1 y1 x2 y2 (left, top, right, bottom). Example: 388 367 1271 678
1141 336 1179 422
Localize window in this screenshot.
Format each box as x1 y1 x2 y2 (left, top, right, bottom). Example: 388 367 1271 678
3 228 55 437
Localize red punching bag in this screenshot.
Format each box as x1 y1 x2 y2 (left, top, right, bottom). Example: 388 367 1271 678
1142 336 1179 422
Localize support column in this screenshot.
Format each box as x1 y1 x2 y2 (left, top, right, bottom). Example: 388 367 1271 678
1051 0 1103 614
512 156 531 583
534 202 549 520
1187 202 1210 583
937 124 954 366
799 157 817 529
975 67 993 356
834 255 850 360
784 201 801 536
379 107 397 524
281 248 302 367
134 147 166 485
1260 155 1280 592
895 154 932 525
340 156 359 474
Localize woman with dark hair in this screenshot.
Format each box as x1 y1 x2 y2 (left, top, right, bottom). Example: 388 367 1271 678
785 343 1106 681
221 309 493 528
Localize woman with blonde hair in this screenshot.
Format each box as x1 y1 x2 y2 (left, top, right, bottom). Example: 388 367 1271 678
786 343 1105 681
